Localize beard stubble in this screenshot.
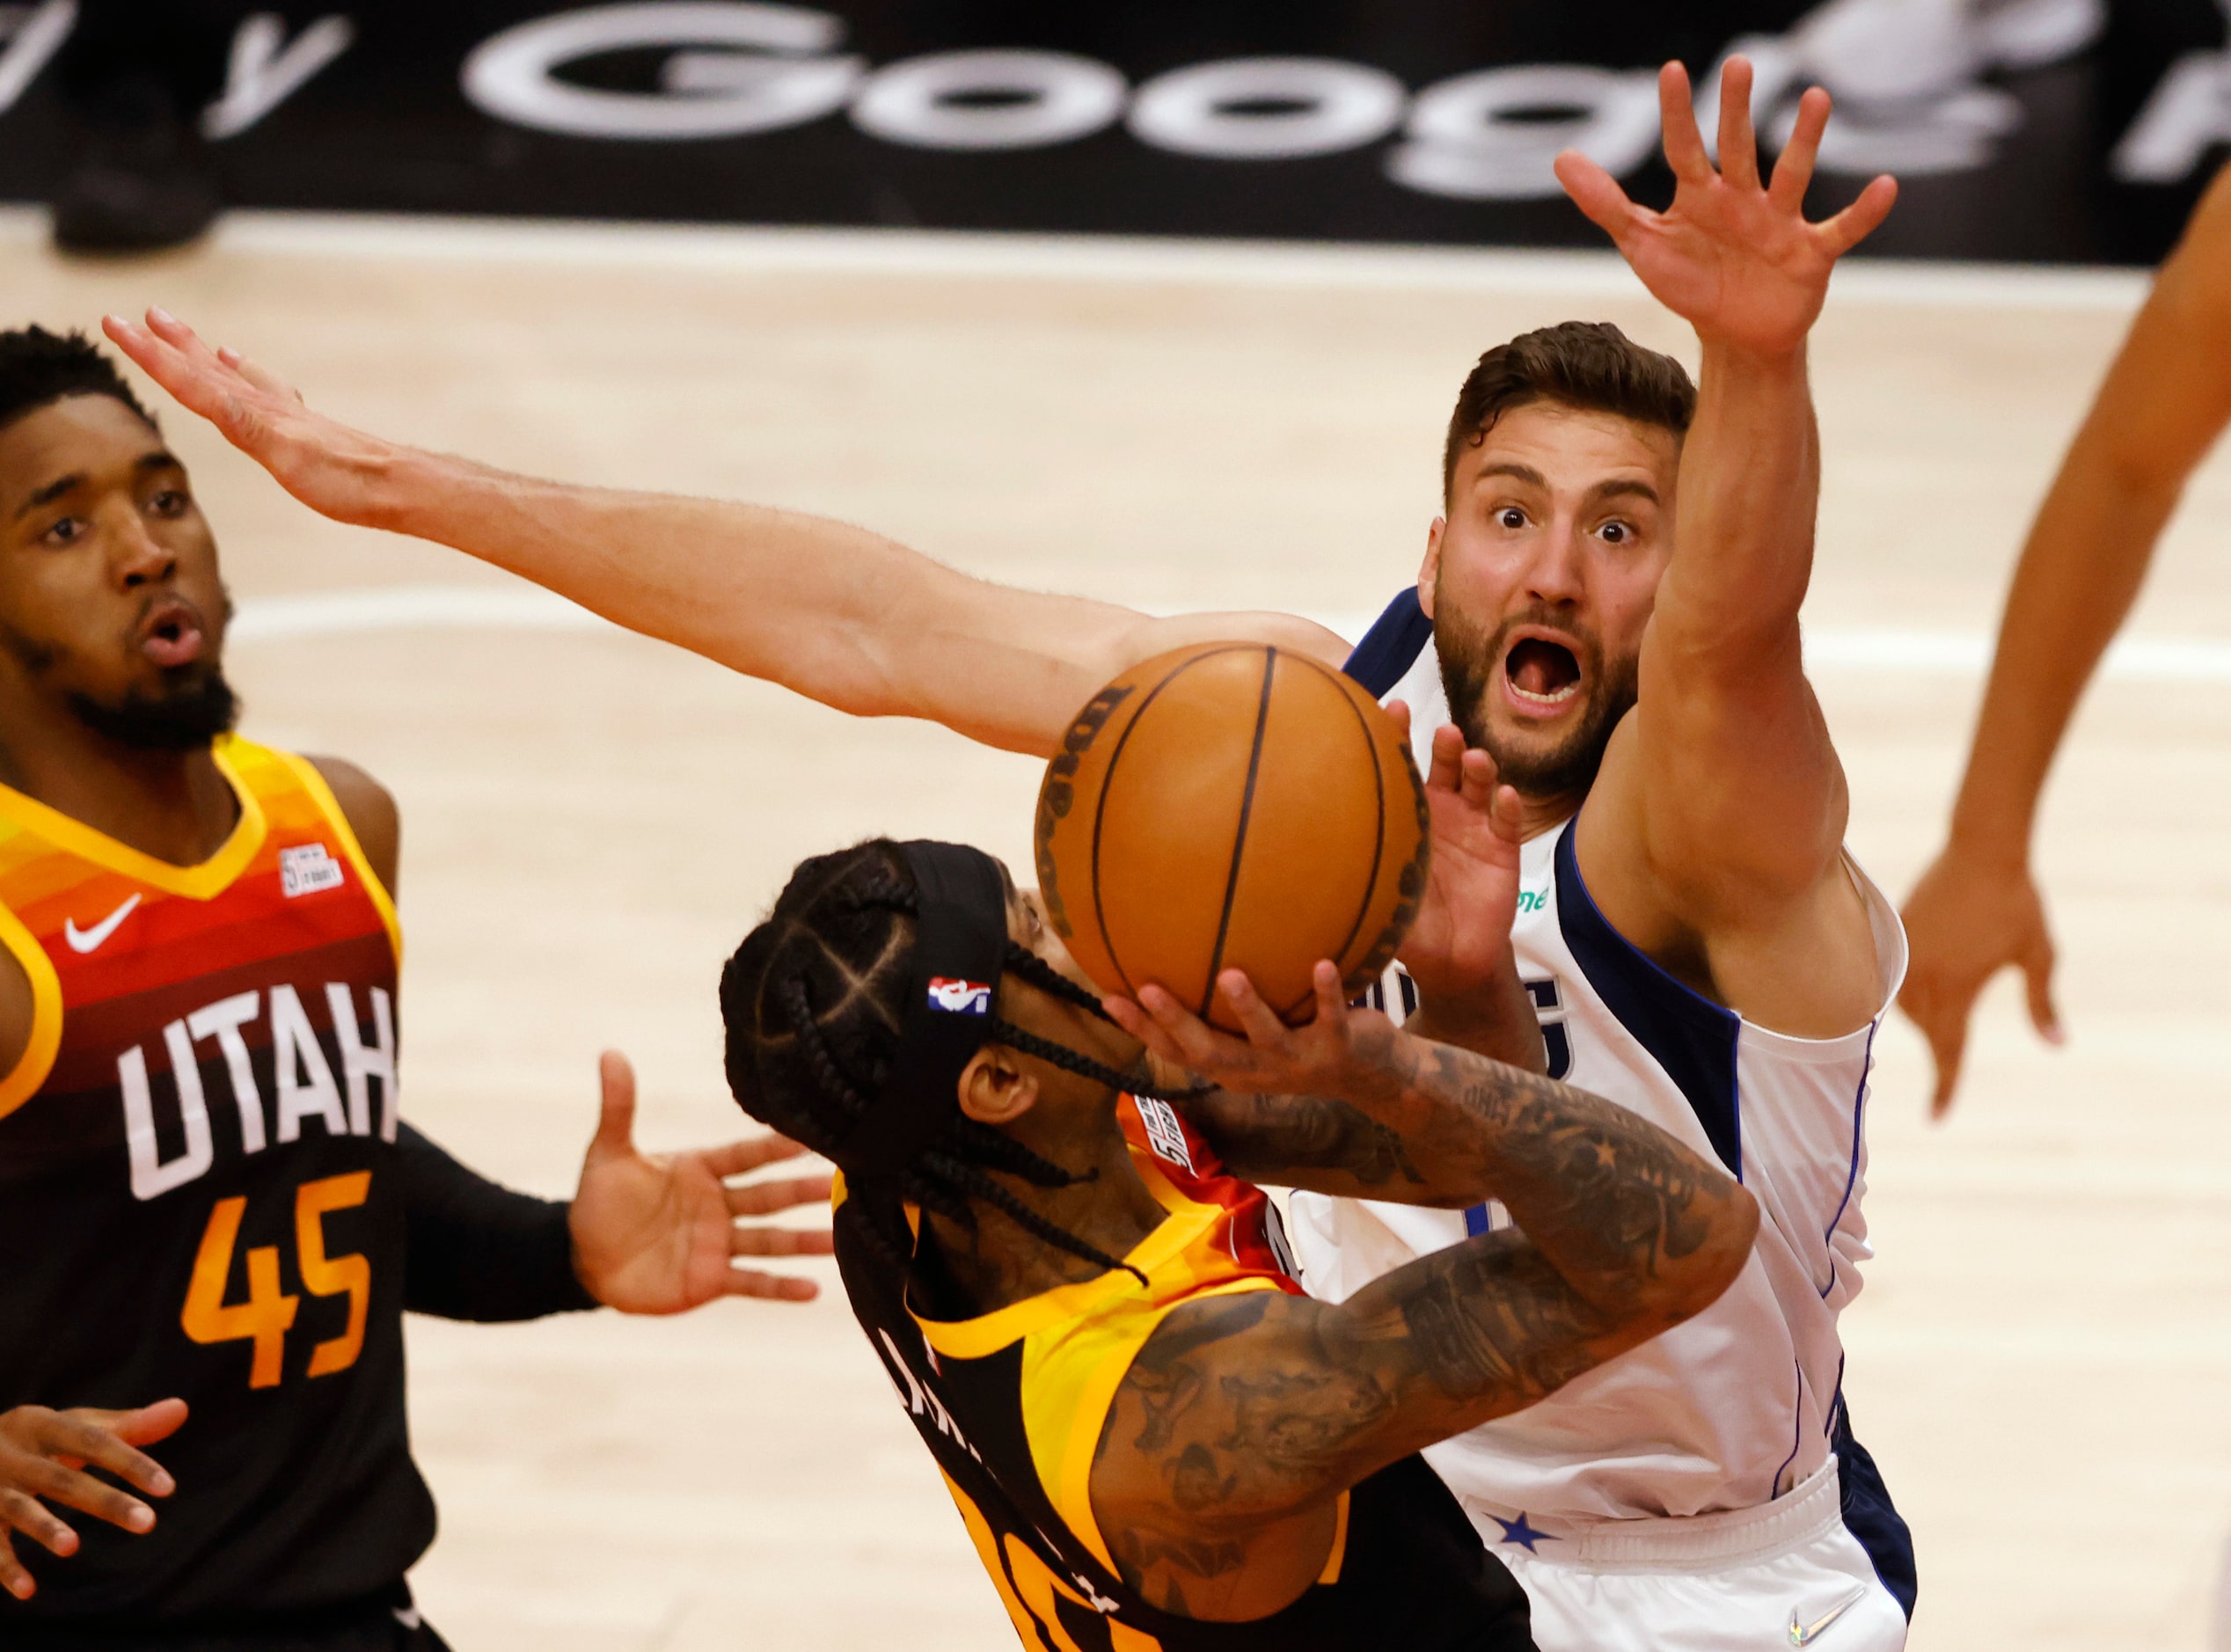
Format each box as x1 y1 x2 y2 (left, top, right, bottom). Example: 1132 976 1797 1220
1432 591 1639 803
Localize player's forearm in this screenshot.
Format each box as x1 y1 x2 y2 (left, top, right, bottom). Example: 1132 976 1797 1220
363 448 1113 755
1325 1078 1756 1444
397 1124 597 1321
1946 429 2183 859
1368 1030 1755 1313
1193 1027 1752 1303
1406 972 1548 1076
1656 343 1819 662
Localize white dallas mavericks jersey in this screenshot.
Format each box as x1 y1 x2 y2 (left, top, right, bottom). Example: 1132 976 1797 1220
1290 590 1911 1530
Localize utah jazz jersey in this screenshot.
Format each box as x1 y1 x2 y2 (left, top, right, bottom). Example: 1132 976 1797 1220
834 1093 1535 1651
0 735 430 1626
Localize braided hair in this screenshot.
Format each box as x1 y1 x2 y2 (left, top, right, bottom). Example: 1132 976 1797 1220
720 840 1195 1287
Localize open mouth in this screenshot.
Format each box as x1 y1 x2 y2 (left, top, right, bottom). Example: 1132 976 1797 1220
137 600 206 669
1503 637 1582 709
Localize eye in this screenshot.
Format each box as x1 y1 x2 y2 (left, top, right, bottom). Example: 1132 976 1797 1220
40 516 83 547
1495 506 1528 530
1598 520 1631 545
148 489 189 519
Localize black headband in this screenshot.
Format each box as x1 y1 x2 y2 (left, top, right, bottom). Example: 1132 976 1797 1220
842 841 1009 1195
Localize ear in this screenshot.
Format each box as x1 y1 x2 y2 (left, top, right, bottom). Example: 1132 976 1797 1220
956 1044 1040 1127
1418 518 1445 620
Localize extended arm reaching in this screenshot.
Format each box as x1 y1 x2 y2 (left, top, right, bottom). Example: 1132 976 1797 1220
1094 972 1756 1614
101 311 1344 757
1900 160 2231 1115
1554 61 1895 1035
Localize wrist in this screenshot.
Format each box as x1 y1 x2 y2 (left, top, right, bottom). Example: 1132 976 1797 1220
358 444 448 537
1942 813 2032 872
1695 336 1810 382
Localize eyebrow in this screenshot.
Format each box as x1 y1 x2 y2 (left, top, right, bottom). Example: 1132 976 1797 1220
13 450 182 523
15 473 83 520
1474 461 1547 489
1588 478 1662 507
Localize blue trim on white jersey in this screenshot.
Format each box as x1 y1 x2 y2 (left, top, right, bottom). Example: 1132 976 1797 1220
1771 1363 1804 1496
1342 587 1433 697
1832 1395 1917 1621
1818 1019 1878 1298
1553 824 1745 1176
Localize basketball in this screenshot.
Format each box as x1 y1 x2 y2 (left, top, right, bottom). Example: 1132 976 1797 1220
1033 642 1430 1030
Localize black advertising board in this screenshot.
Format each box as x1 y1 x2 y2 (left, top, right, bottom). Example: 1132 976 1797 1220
3 0 2227 262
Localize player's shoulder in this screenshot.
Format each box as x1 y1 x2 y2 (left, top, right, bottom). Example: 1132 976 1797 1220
1343 587 1433 698
302 755 400 897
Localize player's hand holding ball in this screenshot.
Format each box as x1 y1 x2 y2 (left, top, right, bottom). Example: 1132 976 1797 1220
1107 960 1401 1107
0 1398 186 1601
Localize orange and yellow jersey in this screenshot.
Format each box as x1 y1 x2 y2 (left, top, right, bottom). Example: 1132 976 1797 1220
0 735 433 1627
832 1094 1535 1651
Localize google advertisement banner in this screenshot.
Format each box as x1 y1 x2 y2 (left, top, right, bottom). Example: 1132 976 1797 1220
1 0 2227 261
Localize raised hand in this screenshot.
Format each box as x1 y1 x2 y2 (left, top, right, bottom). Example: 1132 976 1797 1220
101 308 406 529
570 1051 834 1312
1393 705 1526 1005
1898 847 2063 1119
0 1398 186 1601
1554 59 1897 356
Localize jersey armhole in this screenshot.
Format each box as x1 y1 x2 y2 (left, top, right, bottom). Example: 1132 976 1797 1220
275 749 404 969
0 900 63 1121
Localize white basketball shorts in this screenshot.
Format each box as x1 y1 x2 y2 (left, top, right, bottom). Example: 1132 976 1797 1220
1471 1459 1910 1651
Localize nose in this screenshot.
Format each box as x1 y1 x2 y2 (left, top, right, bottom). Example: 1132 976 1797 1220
1520 514 1587 608
107 509 176 592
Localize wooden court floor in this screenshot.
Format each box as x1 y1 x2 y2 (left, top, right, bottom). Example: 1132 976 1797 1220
4 210 2227 1649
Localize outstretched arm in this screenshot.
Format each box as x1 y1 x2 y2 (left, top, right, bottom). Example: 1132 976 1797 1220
102 311 1344 758
1555 62 1896 1034
1093 981 1757 1616
1901 159 2231 1115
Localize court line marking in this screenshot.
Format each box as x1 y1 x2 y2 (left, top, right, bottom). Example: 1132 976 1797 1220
0 204 2149 311
228 584 2231 682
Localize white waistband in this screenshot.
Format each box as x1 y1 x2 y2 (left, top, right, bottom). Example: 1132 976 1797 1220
1463 1458 1845 1573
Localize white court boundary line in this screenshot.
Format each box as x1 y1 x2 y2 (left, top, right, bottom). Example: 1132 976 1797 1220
0 204 2151 311
229 584 2231 682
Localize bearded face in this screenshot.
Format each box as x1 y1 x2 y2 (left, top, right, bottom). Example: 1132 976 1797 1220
0 394 238 756
1435 594 1638 799
1421 399 1677 811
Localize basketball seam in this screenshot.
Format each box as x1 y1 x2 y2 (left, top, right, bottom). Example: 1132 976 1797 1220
1199 647 1279 1018
1320 658 1389 1002
1088 644 1262 1004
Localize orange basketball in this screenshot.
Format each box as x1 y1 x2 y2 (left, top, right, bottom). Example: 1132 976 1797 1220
1033 641 1430 1030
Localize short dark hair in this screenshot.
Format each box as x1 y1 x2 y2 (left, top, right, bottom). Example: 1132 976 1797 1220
1441 321 1696 500
0 326 157 438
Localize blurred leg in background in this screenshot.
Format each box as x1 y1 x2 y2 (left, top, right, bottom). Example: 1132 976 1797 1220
52 0 238 254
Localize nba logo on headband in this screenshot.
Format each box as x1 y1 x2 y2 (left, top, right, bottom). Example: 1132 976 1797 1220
925 976 991 1015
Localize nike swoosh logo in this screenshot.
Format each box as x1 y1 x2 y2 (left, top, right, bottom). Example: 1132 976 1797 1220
1788 1585 1869 1646
63 893 141 954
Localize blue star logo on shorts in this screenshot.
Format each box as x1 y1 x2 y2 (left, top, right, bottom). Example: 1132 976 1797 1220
1490 1512 1555 1553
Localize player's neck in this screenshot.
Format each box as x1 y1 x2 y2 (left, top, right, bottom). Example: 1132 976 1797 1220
0 712 238 866
918 1114 1167 1316
1512 784 1584 840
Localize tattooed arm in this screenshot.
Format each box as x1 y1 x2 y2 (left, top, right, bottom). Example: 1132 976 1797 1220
1090 985 1758 1619
1110 962 1600 1206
